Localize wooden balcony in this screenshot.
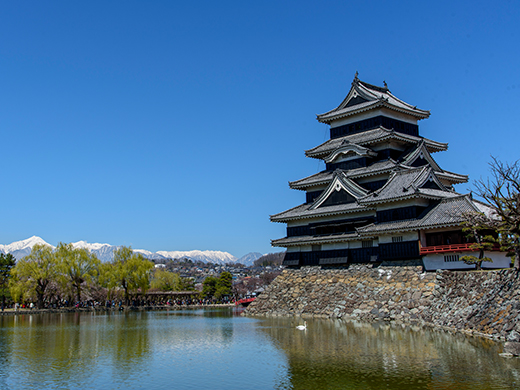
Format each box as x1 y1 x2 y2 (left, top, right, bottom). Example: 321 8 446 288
420 243 500 255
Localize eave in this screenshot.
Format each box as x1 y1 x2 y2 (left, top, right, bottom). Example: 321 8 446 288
356 221 466 236
271 232 360 247
289 160 398 190
289 171 333 190
317 99 430 124
358 190 446 206
305 128 448 160
357 194 483 235
270 202 375 223
436 171 469 184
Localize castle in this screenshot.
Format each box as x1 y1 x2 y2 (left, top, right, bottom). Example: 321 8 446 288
271 74 510 270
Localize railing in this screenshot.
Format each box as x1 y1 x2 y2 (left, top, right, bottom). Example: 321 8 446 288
235 297 256 306
420 243 500 255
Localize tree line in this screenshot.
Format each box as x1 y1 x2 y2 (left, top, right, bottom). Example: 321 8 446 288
253 252 285 267
0 243 232 310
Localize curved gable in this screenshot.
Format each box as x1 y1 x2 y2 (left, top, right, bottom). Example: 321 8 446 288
324 142 377 163
413 167 449 192
310 172 368 210
402 141 441 171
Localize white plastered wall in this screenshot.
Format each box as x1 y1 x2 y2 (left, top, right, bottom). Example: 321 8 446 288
378 231 419 243
423 251 511 271
349 238 379 249
322 242 350 251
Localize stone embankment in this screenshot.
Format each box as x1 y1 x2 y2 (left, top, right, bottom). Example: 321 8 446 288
245 263 520 349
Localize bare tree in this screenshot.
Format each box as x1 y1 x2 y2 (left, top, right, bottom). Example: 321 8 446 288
253 252 285 267
460 211 497 270
474 157 520 270
260 271 281 285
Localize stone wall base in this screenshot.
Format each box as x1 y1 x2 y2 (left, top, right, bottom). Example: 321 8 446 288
245 265 520 342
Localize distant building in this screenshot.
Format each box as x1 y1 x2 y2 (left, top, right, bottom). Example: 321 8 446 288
271 74 510 270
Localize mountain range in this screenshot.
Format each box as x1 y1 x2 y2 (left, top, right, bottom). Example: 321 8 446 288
0 236 263 266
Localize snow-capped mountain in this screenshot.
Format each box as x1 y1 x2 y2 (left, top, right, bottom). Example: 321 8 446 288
237 252 263 266
71 241 120 263
0 236 54 260
0 236 240 265
156 250 237 264
134 249 167 261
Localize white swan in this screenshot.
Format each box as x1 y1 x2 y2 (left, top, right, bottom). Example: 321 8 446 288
296 321 307 330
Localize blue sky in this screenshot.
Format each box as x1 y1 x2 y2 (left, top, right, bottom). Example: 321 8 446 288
0 1 519 258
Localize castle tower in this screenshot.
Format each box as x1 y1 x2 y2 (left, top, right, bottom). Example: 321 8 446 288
271 74 510 270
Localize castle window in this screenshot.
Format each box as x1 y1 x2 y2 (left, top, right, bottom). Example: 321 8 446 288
444 254 460 262
362 240 373 248
392 236 403 243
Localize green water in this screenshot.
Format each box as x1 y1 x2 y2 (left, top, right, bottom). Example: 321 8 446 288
0 308 519 389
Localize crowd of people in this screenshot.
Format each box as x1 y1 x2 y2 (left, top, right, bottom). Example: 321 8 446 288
2 295 237 312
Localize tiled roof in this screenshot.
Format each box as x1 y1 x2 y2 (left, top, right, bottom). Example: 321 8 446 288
270 201 374 223
399 142 468 184
359 167 458 205
272 232 360 247
289 159 399 190
272 195 491 245
305 127 447 159
401 141 441 171
472 199 497 218
436 170 469 184
357 195 481 235
324 143 377 163
289 171 334 189
317 77 430 124
346 159 399 179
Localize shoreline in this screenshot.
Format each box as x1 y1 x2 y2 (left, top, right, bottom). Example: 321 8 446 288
0 303 236 316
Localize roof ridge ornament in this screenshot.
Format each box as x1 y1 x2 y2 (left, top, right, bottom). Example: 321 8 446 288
333 168 343 177
352 71 360 86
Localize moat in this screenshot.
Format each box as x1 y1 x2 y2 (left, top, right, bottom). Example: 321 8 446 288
1 308 519 389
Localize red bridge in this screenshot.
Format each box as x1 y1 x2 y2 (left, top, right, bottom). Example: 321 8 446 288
235 297 256 307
